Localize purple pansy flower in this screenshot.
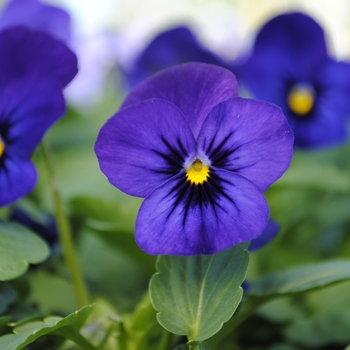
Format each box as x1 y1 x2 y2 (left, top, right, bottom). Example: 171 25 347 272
0 27 77 206
236 12 350 148
124 26 228 89
95 63 294 255
0 0 70 42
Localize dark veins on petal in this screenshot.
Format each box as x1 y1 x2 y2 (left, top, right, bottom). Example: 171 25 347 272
205 131 242 169
152 135 189 175
167 170 238 227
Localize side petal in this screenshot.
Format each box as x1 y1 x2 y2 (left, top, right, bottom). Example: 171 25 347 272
197 97 294 192
121 62 239 138
95 98 197 198
0 0 71 42
0 80 66 159
0 27 77 88
135 168 269 255
0 155 37 207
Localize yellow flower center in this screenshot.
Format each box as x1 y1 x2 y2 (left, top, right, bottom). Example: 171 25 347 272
287 84 314 116
186 158 210 185
0 138 4 158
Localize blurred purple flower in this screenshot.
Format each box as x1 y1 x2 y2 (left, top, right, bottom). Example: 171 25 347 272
124 26 229 89
249 219 280 251
95 62 293 255
9 207 58 248
237 12 350 148
0 27 77 206
0 0 70 42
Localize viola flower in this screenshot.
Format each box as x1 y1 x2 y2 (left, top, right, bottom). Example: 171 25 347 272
0 27 78 206
124 26 228 89
236 12 350 148
0 0 70 42
95 63 293 255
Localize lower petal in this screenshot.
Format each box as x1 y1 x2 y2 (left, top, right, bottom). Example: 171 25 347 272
0 155 37 206
135 168 269 255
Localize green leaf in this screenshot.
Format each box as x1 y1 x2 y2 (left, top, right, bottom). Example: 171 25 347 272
248 259 350 298
0 305 94 350
0 222 50 281
284 310 350 347
149 243 249 342
345 345 350 350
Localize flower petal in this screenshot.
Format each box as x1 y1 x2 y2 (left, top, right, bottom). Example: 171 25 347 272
125 26 228 89
135 168 269 255
121 62 239 138
0 80 65 159
0 27 77 88
0 0 71 42
237 12 328 102
251 12 327 70
0 154 36 207
197 97 294 192
95 98 197 198
249 219 280 251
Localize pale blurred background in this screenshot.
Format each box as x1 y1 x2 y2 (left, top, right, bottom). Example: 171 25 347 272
0 0 349 106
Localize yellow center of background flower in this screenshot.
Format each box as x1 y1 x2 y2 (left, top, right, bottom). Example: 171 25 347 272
186 159 210 184
287 85 314 115
0 139 4 157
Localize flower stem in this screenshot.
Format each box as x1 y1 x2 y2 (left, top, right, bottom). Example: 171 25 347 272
40 142 90 308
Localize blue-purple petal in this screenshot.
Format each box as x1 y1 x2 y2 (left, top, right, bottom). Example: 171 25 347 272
0 0 70 42
0 80 66 159
0 27 77 88
95 98 197 198
0 154 36 206
135 168 269 255
249 219 280 251
121 62 239 138
125 26 228 89
251 12 327 70
197 97 294 192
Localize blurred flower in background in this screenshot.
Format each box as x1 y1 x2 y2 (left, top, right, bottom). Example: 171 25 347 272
236 12 350 148
8 206 59 250
249 219 280 251
0 0 70 42
0 11 77 205
122 25 230 89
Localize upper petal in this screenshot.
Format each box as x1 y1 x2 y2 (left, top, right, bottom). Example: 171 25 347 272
236 12 329 102
0 154 37 207
0 80 66 159
95 98 197 198
197 97 294 192
0 27 77 88
135 168 269 255
121 62 239 138
252 12 327 69
0 0 71 42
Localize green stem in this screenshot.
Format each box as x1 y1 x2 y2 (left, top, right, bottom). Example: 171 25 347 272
41 142 89 308
188 341 202 350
